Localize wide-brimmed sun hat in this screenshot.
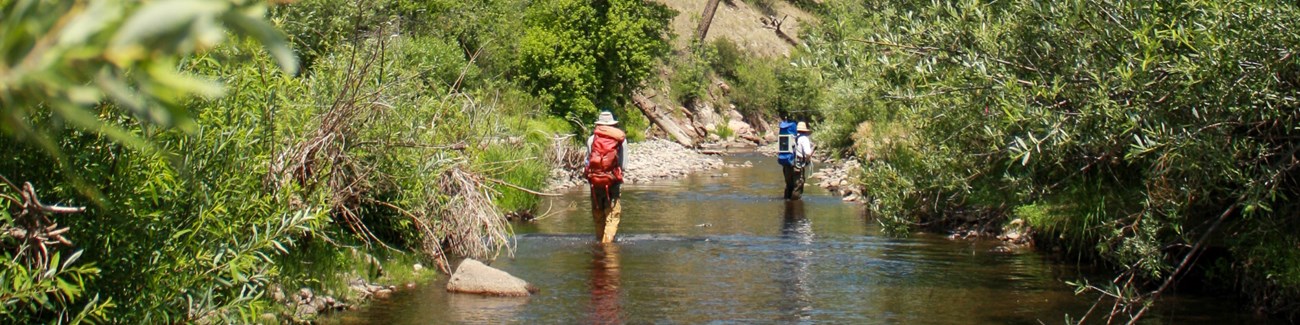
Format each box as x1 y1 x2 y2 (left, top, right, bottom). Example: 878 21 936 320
797 122 810 132
594 111 618 125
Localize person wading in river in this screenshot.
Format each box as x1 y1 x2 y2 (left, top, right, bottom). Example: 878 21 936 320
585 111 626 243
781 122 814 200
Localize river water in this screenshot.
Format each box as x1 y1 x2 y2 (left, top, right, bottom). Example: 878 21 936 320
329 153 1270 324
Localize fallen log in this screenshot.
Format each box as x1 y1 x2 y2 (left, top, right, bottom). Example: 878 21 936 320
740 134 764 145
632 92 696 148
761 15 799 47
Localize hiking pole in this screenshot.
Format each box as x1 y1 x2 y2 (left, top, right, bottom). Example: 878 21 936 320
803 159 812 184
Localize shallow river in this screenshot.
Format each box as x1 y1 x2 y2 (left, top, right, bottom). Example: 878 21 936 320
330 154 1270 324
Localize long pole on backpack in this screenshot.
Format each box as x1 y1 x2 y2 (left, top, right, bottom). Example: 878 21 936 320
801 159 812 191
803 160 812 183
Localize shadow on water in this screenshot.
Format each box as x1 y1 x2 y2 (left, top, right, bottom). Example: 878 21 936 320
326 153 1275 324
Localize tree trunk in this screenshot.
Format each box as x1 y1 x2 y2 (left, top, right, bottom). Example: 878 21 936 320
632 93 696 148
696 0 722 43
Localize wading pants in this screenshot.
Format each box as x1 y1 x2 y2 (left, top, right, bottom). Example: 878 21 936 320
783 165 805 200
591 184 622 243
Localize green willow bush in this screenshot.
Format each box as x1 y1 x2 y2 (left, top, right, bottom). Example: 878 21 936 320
669 43 714 106
1 0 296 322
805 0 1300 320
710 38 743 81
728 55 821 122
2 0 580 322
400 0 530 76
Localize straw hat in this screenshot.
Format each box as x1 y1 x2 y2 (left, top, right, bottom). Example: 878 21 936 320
796 122 810 132
594 111 618 125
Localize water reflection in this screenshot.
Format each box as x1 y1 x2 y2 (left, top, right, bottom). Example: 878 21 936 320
779 200 814 322
588 243 623 324
781 200 814 243
444 289 529 324
327 154 1272 324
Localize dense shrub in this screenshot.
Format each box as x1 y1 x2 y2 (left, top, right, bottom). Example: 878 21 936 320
0 0 297 322
0 0 566 322
514 0 674 122
730 56 822 122
710 38 743 80
730 58 780 118
670 44 716 106
806 0 1300 320
398 0 530 78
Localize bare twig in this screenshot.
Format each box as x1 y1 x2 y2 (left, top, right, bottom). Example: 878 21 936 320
0 176 84 271
484 177 563 197
435 167 514 261
353 141 467 150
371 200 451 274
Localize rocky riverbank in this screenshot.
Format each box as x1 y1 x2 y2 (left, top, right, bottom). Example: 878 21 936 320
547 139 747 190
800 152 1032 246
754 142 860 201
263 262 430 323
809 158 863 202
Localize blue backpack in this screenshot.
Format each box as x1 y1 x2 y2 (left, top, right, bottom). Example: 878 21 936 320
777 120 798 166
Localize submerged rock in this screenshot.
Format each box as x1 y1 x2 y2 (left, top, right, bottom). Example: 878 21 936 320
446 259 538 297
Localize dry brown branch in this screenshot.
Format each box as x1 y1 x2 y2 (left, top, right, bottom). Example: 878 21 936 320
529 199 568 221
484 177 563 197
0 175 84 271
268 25 391 247
633 92 695 147
371 199 451 274
434 167 513 261
761 15 799 46
353 141 467 150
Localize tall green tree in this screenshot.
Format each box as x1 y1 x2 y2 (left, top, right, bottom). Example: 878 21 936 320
514 0 673 121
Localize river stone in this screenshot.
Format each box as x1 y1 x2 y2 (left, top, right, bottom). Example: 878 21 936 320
297 288 313 303
727 119 753 136
446 259 537 297
294 304 318 319
269 285 285 302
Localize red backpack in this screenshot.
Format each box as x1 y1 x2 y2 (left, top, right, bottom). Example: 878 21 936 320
585 125 625 188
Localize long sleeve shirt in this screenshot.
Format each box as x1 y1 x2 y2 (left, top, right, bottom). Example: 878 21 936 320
794 134 813 161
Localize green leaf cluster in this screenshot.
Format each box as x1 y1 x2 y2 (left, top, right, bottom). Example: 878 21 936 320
806 0 1300 317
514 0 674 122
1 0 582 322
1 0 295 153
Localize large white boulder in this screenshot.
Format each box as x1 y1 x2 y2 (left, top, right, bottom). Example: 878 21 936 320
727 119 753 136
446 259 537 297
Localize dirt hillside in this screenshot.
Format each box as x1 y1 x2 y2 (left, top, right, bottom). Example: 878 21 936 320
653 0 816 57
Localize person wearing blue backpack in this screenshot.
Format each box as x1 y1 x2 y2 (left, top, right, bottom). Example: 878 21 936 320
777 120 814 200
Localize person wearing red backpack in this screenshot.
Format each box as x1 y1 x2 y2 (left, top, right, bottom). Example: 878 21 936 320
585 111 627 243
